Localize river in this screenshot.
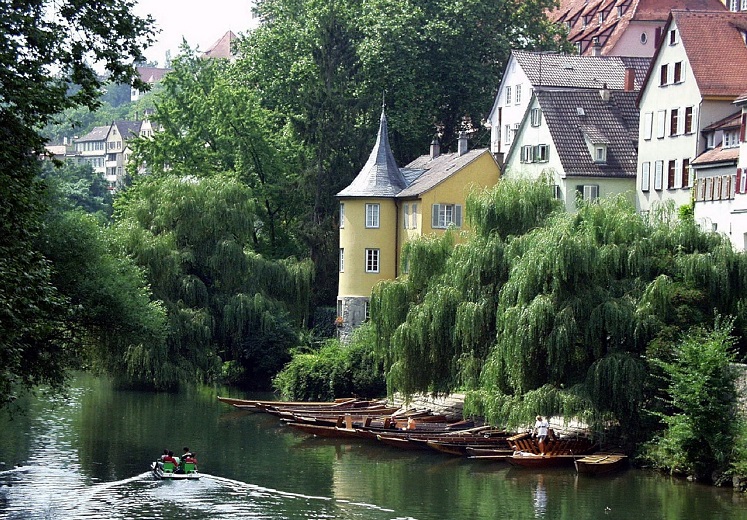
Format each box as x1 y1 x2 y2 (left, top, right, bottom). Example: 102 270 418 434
0 374 745 519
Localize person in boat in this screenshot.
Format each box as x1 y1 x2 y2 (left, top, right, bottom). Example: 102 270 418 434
160 449 169 461
534 415 550 456
162 450 179 469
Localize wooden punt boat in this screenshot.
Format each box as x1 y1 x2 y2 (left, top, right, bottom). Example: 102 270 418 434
506 452 585 468
285 421 363 438
503 431 596 468
574 454 628 475
426 440 514 457
217 396 359 410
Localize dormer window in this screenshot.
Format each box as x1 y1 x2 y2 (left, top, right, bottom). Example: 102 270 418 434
594 145 607 163
724 130 739 148
706 132 715 149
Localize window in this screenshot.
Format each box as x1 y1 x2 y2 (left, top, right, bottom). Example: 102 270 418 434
598 12 605 24
731 0 738 10
339 248 344 272
535 144 550 162
657 111 666 138
431 204 463 229
660 64 668 86
552 185 562 200
521 145 534 163
673 61 683 83
410 203 418 229
741 0 747 11
618 6 624 17
513 123 520 140
641 162 651 192
365 203 380 228
741 114 747 142
669 29 678 45
582 15 589 28
365 249 380 273
403 204 410 229
724 131 739 148
505 86 512 105
640 32 648 44
504 124 511 144
684 107 694 134
577 184 599 202
643 112 653 140
515 85 522 105
530 108 542 127
670 108 679 136
723 175 731 199
339 203 345 228
706 132 715 149
714 176 722 200
654 160 664 190
739 168 747 194
594 146 607 163
667 160 677 189
681 158 690 188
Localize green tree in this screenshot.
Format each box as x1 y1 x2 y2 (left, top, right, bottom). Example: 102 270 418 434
39 160 113 219
643 320 742 482
0 0 154 407
113 174 314 389
371 179 747 440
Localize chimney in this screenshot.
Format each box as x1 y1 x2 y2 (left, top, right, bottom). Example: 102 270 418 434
430 136 440 160
599 83 611 102
624 67 635 92
592 37 601 56
457 131 468 156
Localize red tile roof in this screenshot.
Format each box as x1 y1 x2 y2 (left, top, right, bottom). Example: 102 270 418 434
203 31 237 59
673 10 747 98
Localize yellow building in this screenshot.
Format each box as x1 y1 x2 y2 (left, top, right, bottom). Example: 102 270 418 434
336 109 501 338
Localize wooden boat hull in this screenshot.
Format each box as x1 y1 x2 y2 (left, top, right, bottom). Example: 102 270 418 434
285 422 362 438
506 453 584 468
151 461 200 480
574 454 628 475
217 396 358 410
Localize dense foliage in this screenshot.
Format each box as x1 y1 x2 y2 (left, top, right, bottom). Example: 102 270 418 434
273 323 387 400
370 179 747 444
643 320 743 482
113 175 314 389
0 0 154 407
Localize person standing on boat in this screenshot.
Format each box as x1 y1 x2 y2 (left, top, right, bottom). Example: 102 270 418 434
534 416 549 456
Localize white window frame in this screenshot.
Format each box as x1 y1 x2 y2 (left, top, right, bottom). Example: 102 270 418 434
410 203 418 229
521 145 534 163
505 86 512 105
365 248 380 273
515 85 522 105
535 144 549 162
552 184 562 200
530 108 542 127
641 162 651 192
339 248 344 272
339 202 345 228
577 184 599 202
365 203 380 228
594 145 607 163
656 110 666 139
504 124 511 144
669 29 678 45
724 131 739 148
654 160 664 190
643 112 653 140
431 204 463 229
403 203 410 229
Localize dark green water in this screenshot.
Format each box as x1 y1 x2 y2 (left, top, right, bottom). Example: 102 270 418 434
1 374 745 519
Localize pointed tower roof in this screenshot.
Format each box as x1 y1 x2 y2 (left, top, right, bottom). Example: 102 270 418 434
337 109 407 198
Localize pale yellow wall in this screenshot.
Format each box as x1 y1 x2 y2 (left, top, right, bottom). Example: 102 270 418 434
338 197 399 298
398 152 500 256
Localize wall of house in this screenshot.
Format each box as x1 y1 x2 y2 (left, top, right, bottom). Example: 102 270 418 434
489 57 531 157
636 21 700 213
338 197 399 299
609 20 660 57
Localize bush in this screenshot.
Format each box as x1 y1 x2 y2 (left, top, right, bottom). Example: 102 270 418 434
642 319 742 482
273 323 386 400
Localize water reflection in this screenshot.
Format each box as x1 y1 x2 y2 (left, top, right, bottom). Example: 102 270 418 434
1 375 746 520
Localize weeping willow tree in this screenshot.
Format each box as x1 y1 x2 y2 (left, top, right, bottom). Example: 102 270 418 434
112 174 313 389
371 178 747 439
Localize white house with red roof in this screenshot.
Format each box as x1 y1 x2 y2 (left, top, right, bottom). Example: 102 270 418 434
635 9 747 219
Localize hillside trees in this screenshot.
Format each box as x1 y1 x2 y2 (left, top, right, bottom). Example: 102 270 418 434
370 179 747 438
0 0 154 407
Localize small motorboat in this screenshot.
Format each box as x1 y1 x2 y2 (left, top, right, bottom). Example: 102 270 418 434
151 460 200 480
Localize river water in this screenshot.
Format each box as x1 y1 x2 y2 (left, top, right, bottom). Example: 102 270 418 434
0 374 745 519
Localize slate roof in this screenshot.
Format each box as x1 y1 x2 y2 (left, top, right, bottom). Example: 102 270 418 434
548 0 725 56
396 149 495 199
112 121 143 141
512 50 650 91
671 10 747 98
75 126 109 143
533 88 639 178
203 31 237 59
337 110 407 198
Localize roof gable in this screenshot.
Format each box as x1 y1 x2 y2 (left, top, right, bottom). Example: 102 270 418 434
204 31 238 59
337 110 407 198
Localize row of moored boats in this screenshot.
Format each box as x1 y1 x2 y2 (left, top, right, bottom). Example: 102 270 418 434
217 396 627 475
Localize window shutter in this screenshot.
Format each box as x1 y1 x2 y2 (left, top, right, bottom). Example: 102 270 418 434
432 204 439 228
641 162 650 191
455 205 462 227
737 168 743 194
741 115 746 143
